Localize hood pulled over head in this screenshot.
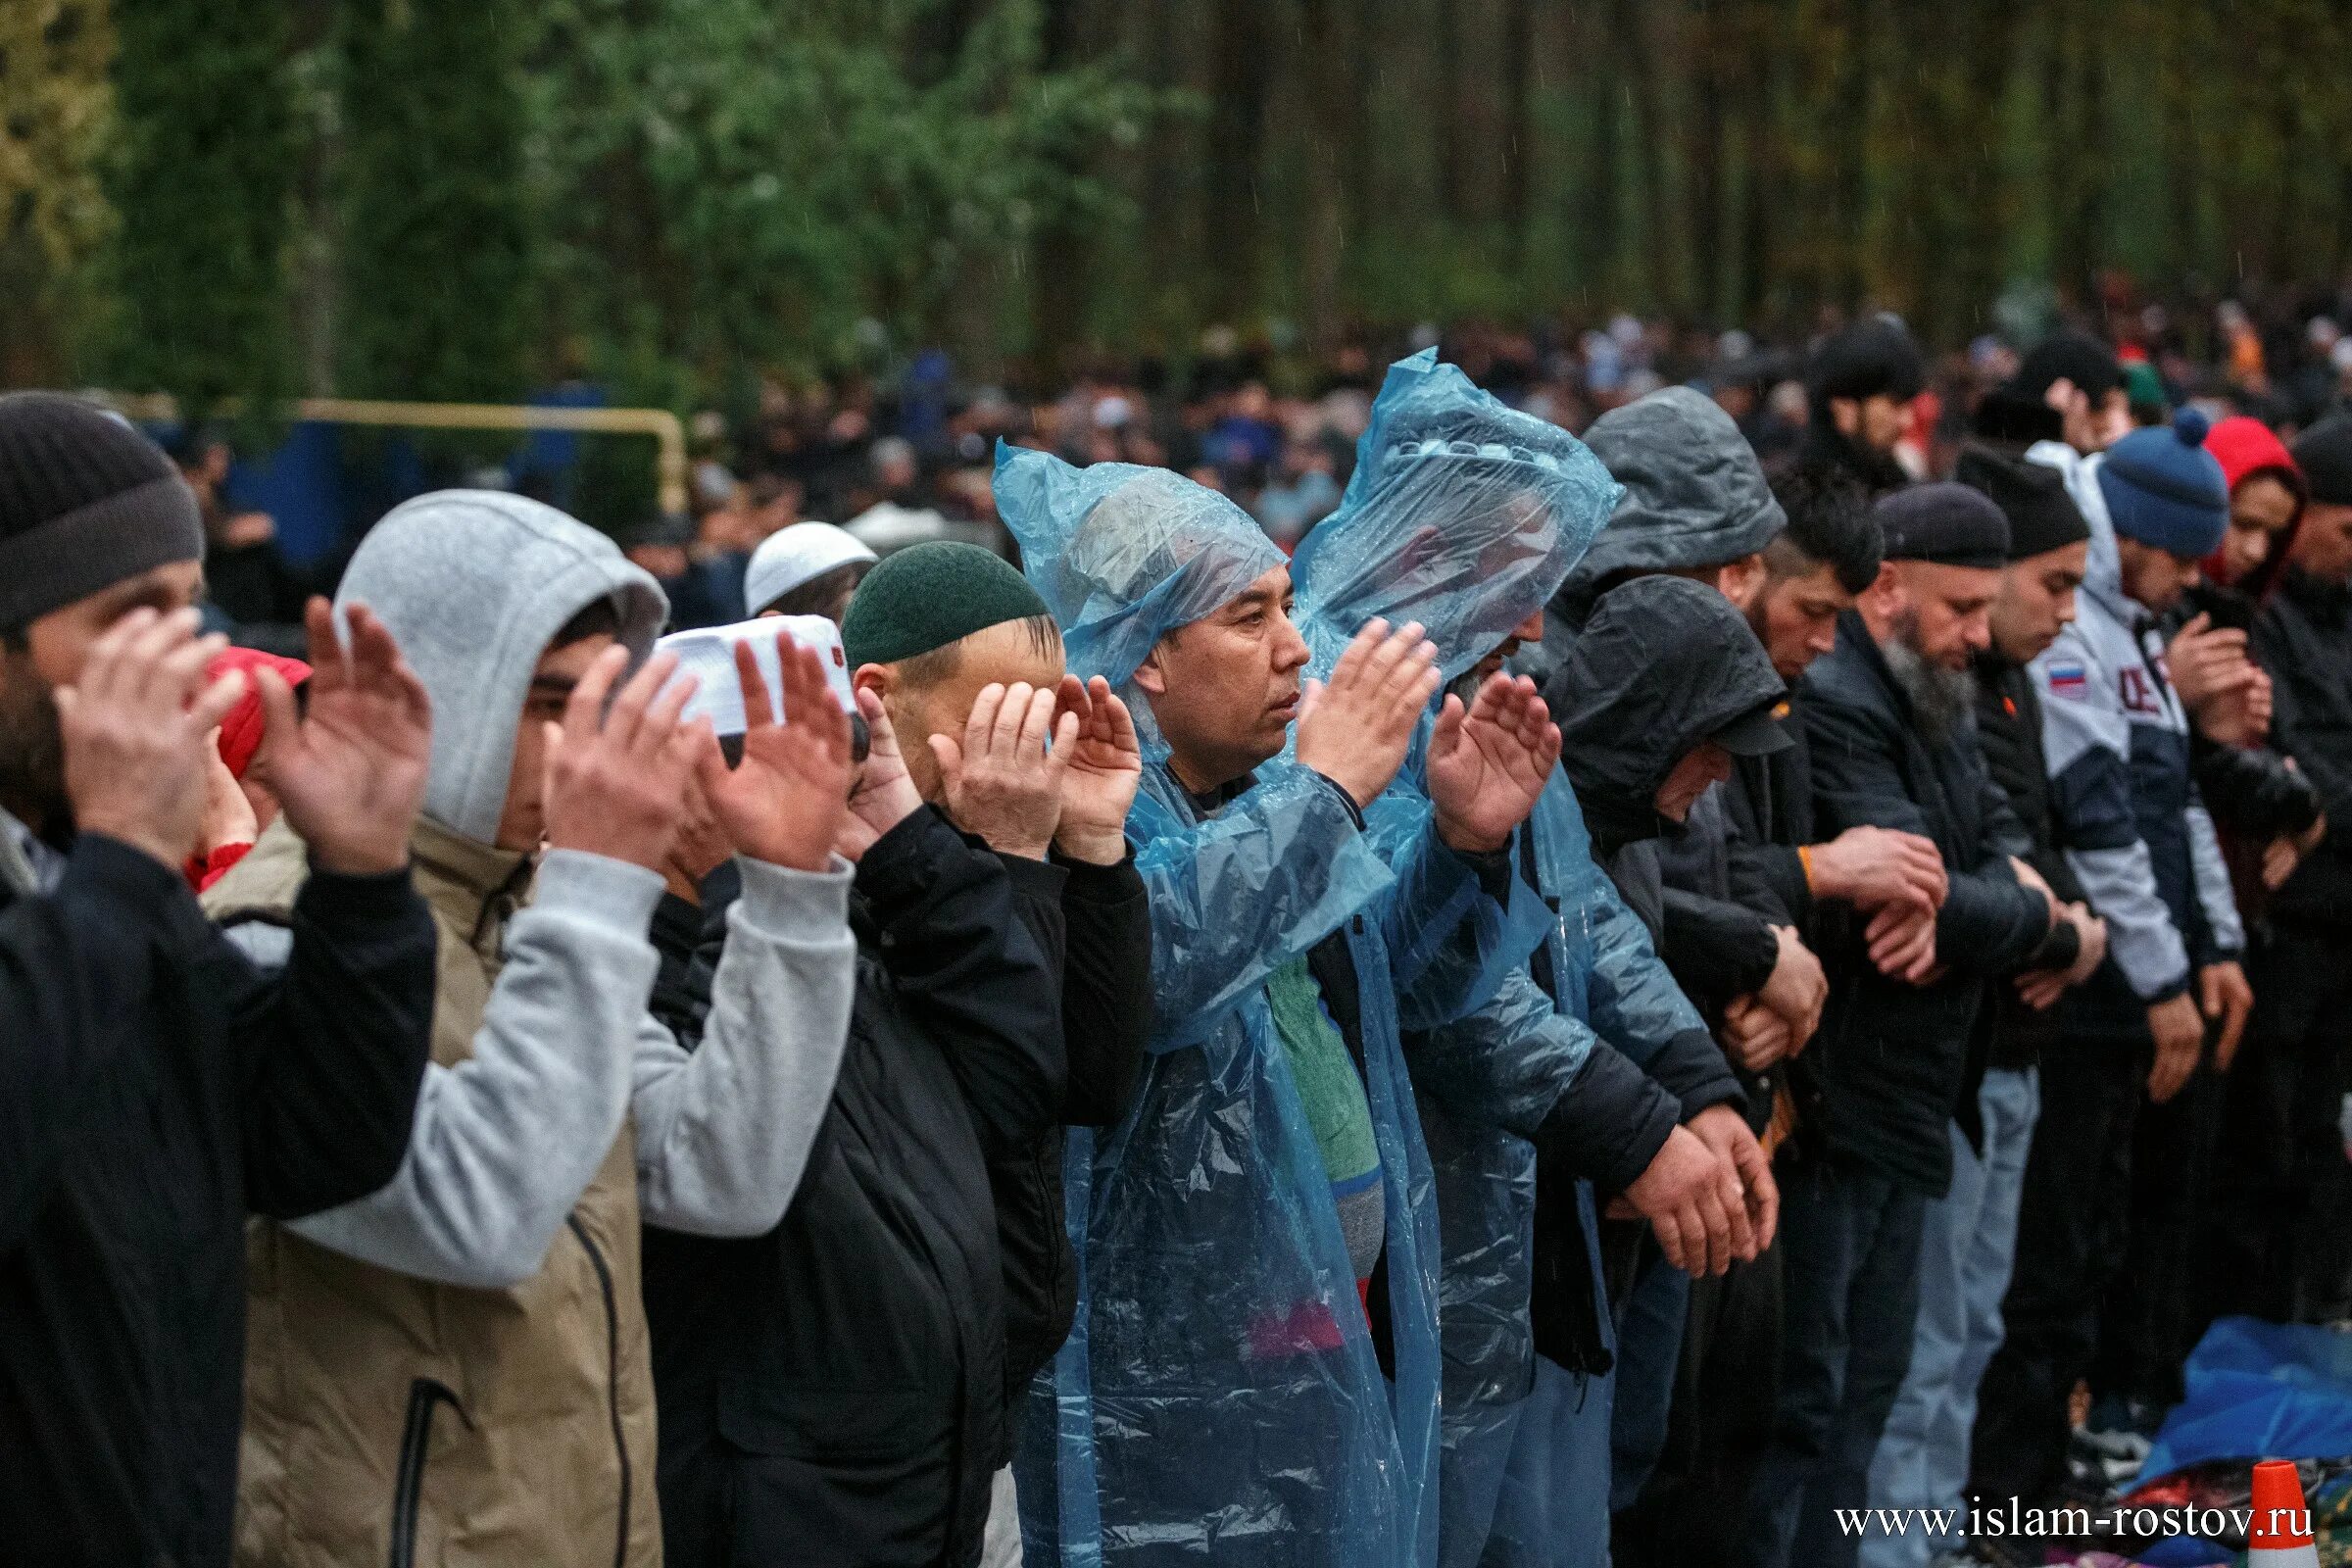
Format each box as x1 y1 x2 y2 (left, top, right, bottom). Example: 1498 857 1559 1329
334 489 667 844
1292 348 1619 680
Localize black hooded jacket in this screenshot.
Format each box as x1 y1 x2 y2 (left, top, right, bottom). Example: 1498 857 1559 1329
1796 614 2057 1195
1544 576 1781 1107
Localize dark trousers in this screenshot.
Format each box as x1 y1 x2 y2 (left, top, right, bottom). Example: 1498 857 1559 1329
1972 1034 2142 1501
1613 1242 1784 1568
2096 1052 2225 1411
2207 922 2352 1324
1736 1158 1926 1568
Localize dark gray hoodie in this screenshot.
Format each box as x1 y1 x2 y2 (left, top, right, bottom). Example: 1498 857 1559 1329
1555 386 1787 623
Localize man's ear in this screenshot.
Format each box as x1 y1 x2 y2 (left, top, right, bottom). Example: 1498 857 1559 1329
1131 644 1168 698
853 662 894 700
1831 395 1862 438
1716 554 1768 612
2042 377 2080 415
1861 560 1905 615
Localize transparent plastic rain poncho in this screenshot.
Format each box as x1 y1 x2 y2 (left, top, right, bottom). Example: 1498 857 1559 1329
1291 352 1704 1564
999 443 1529 1568
1289 347 1620 683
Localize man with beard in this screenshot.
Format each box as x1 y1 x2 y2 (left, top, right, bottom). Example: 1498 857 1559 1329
0 392 439 1567
1859 450 2108 1568
1739 482 2062 1568
1793 316 1926 496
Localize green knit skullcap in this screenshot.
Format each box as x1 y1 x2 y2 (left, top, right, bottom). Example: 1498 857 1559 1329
841 540 1054 667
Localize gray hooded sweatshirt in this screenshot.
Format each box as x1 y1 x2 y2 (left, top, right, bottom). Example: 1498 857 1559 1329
251 490 857 1289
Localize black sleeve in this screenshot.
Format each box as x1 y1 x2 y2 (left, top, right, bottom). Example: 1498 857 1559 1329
1736 843 1810 930
0 837 205 1250
1053 849 1152 1128
1642 1023 1745 1121
860 807 1065 1157
236 856 438 1220
1530 1041 1681 1196
2192 738 2323 842
1658 887 1783 1011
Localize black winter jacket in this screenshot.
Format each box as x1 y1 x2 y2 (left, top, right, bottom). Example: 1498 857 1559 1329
0 834 435 1568
2255 568 2352 929
988 848 1152 1437
643 807 1064 1568
1972 652 2089 1069
1797 615 2057 1195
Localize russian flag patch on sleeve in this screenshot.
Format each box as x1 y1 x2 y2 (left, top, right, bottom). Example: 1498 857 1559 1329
2047 662 2088 700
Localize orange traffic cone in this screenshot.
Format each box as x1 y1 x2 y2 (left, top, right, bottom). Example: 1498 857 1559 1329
2249 1458 2320 1567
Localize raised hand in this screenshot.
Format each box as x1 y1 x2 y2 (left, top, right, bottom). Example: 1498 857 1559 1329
542 646 699 871
252 598 433 875
1805 823 1947 912
198 728 260 860
841 688 923 861
1295 618 1442 808
698 636 853 872
56 607 248 871
661 764 734 905
929 681 1075 860
1054 674 1142 865
1426 671 1562 853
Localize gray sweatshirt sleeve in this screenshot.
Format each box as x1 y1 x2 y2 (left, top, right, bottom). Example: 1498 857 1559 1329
2184 799 2245 956
631 854 857 1236
285 850 662 1289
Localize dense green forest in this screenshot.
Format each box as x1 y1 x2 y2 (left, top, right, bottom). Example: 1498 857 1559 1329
8 0 2352 405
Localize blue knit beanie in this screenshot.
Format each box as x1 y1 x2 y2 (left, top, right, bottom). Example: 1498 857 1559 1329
2095 408 2229 560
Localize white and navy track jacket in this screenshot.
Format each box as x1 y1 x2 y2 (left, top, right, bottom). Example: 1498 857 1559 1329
2025 441 2243 1029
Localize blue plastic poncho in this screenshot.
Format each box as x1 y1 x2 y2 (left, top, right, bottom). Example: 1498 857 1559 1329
999 445 1519 1568
1289 348 1619 682
1292 353 1703 1566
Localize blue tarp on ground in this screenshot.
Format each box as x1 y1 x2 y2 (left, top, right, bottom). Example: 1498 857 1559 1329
2140 1316 2352 1483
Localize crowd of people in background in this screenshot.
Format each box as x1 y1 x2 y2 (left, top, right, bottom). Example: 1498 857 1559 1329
6 280 2352 1568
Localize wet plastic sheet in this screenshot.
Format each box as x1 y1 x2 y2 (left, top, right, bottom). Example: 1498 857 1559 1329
2140 1316 2352 1484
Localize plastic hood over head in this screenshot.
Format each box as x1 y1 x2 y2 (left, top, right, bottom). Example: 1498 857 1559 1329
996 441 1282 691
334 489 667 844
1293 348 1621 680
1560 385 1787 615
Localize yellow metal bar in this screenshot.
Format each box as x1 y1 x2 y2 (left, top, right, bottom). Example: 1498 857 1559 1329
100 394 689 517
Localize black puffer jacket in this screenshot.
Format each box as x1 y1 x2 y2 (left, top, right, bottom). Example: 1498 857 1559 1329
1797 613 2058 1196
643 807 1064 1568
2253 568 2352 928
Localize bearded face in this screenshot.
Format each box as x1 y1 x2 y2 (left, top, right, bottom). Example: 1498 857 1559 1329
1883 609 1976 747
0 650 67 846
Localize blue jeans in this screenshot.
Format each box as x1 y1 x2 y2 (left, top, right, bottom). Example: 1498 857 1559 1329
1483 1355 1615 1568
1858 1069 2041 1568
1608 1253 1691 1512
1737 1158 1928 1568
